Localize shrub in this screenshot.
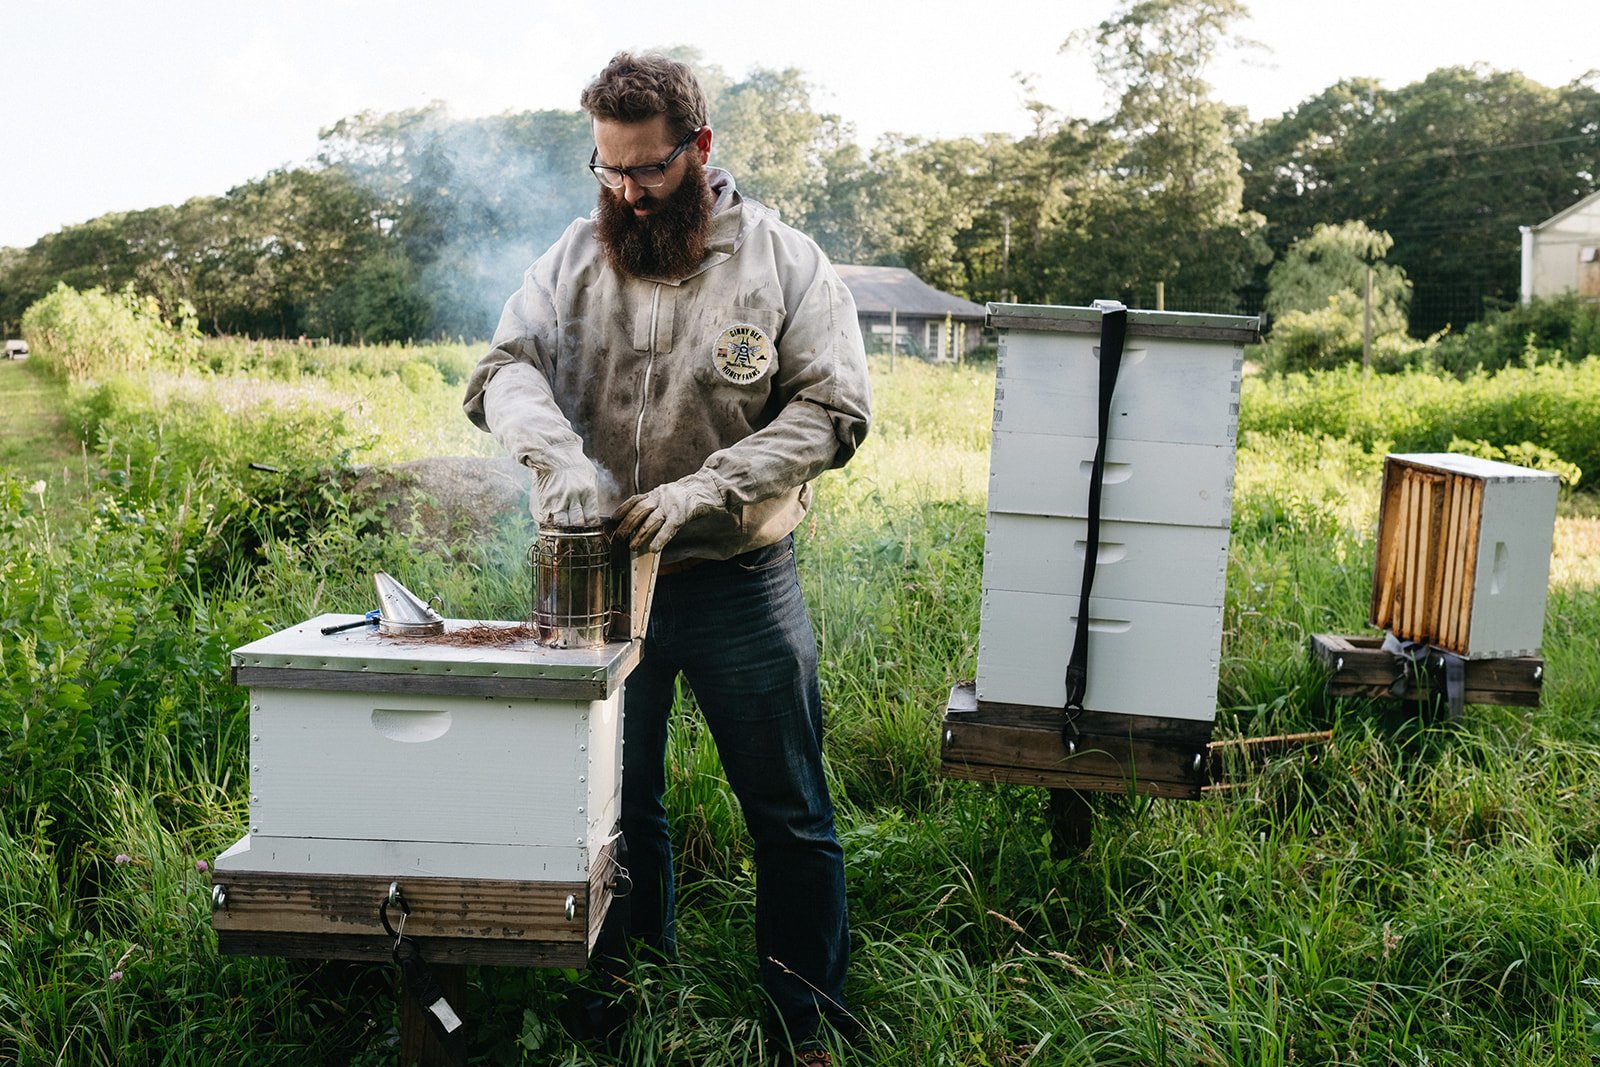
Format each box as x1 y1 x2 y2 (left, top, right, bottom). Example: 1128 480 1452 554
1429 293 1600 376
398 359 445 394
0 468 262 824
1447 437 1583 487
1258 299 1429 375
20 284 200 382
1264 221 1410 331
1261 304 1362 372
1240 360 1600 489
59 372 393 597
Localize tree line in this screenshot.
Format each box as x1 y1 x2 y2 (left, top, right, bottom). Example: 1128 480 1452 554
2 1 1596 343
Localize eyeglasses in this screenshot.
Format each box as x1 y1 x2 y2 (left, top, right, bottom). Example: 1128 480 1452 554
588 129 701 189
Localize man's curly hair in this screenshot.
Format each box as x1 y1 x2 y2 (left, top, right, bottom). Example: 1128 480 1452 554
579 52 708 141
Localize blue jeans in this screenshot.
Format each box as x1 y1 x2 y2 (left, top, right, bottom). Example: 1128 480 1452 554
620 535 851 1046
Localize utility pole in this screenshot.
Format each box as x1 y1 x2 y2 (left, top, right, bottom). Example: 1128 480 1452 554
1001 212 1012 304
889 308 897 373
1363 263 1374 371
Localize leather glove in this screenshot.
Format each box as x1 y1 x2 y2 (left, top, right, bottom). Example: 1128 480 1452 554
613 471 723 553
531 458 602 527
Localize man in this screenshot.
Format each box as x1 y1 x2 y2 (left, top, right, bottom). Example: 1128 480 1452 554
463 52 871 1064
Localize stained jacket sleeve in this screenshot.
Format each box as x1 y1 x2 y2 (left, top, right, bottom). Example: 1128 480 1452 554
462 246 588 478
695 240 872 508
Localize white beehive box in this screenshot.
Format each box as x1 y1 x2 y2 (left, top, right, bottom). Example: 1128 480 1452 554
211 615 639 965
975 304 1258 719
215 616 636 882
1371 453 1558 658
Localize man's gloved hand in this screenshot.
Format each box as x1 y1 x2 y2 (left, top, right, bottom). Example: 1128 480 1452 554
532 459 602 527
613 471 723 553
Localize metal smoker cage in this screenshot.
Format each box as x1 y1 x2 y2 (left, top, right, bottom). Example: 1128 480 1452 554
531 524 611 648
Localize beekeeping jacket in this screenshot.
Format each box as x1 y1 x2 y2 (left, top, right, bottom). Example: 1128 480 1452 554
464 168 872 564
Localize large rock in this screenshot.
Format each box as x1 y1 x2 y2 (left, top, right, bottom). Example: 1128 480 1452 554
353 455 532 544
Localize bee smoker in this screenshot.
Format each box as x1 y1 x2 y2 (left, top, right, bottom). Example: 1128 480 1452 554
530 522 658 648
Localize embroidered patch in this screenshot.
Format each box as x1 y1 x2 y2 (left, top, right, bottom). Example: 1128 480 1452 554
711 322 774 385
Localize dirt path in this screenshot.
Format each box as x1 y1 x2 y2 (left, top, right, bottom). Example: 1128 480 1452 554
0 358 83 486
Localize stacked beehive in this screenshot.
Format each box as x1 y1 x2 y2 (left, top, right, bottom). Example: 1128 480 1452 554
974 305 1258 723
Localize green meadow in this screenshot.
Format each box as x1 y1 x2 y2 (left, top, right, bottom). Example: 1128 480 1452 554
3 307 1599 1064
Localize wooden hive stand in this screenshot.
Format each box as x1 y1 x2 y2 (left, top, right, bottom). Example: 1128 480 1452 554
1310 633 1543 714
941 682 1332 854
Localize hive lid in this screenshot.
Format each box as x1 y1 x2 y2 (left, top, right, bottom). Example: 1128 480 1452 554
986 302 1262 344
230 615 640 698
1386 452 1561 484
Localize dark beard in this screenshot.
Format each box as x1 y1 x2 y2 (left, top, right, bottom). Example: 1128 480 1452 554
594 157 714 280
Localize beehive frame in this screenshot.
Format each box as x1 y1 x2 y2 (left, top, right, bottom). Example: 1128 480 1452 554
1372 461 1485 651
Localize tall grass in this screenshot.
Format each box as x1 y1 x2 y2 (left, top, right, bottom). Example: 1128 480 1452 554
3 347 1599 1064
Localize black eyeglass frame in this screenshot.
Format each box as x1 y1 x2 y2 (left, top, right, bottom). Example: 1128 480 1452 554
588 128 702 189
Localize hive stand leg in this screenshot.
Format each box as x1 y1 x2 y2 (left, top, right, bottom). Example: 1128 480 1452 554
398 963 467 1067
1048 788 1094 857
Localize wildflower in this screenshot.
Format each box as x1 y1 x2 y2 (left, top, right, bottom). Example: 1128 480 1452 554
29 479 46 495
109 971 123 982
114 853 132 865
195 859 209 873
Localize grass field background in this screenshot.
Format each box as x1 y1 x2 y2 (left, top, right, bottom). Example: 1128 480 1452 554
2 335 1598 1065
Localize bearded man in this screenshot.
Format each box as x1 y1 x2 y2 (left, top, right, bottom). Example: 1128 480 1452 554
463 52 871 1066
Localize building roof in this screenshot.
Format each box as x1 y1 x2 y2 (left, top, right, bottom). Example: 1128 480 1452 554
835 264 987 319
1532 188 1600 233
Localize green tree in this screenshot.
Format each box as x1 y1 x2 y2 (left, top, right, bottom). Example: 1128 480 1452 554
1000 123 1137 304
1261 221 1415 371
709 67 833 223
803 137 878 266
0 167 385 340
1265 220 1410 328
0 244 43 337
1239 67 1600 333
350 254 431 343
1049 0 1270 307
856 135 988 293
1235 78 1384 256
188 168 383 336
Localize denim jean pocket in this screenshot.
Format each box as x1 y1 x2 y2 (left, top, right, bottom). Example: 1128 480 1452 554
732 536 795 573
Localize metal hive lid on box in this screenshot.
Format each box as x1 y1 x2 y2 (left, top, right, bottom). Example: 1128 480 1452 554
986 302 1263 344
230 615 639 700
1387 452 1562 485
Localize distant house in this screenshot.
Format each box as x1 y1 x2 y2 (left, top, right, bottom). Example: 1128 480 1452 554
834 264 988 361
1521 190 1600 303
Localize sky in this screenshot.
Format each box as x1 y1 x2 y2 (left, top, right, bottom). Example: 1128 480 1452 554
1 0 1595 250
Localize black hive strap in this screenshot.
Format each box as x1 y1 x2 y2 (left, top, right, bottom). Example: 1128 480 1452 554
1063 300 1129 714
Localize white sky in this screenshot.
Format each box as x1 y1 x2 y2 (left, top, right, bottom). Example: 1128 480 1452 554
1 0 1595 249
